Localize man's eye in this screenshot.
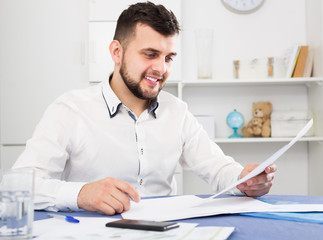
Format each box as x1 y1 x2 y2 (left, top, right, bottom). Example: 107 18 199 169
145 53 156 58
166 56 174 62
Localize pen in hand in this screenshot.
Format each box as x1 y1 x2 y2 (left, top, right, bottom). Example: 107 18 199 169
48 213 80 223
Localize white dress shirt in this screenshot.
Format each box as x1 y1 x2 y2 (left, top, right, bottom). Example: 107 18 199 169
13 78 243 211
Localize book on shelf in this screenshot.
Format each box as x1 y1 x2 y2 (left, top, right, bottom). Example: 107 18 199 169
302 49 314 77
292 45 309 77
283 45 300 78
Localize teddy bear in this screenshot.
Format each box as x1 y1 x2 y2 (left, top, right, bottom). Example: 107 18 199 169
242 101 273 137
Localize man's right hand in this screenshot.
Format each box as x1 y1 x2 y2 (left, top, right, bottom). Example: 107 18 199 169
77 177 140 215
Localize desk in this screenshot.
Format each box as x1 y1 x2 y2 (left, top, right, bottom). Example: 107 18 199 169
34 195 323 240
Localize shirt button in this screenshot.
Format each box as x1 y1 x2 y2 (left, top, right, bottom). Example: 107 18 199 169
139 179 143 185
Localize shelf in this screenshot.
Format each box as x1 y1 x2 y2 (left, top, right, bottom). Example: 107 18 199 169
213 136 323 143
92 77 323 88
164 81 180 87
165 77 323 87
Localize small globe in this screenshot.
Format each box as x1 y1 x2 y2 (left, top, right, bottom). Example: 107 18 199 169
226 109 244 138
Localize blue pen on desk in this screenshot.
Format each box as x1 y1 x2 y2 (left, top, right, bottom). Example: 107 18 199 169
48 213 80 223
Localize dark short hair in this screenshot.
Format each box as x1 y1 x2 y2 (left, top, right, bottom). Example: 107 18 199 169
114 1 180 47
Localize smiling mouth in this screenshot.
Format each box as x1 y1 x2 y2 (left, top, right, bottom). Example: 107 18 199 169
145 76 159 82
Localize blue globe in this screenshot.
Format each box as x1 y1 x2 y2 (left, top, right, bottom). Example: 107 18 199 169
226 109 244 138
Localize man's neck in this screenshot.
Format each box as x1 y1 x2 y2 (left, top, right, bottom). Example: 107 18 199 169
110 74 149 118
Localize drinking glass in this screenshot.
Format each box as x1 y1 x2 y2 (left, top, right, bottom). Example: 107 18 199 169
0 168 34 239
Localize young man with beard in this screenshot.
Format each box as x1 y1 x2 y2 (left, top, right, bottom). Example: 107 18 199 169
12 1 276 215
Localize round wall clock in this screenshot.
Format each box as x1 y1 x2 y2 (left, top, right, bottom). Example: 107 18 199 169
221 0 265 14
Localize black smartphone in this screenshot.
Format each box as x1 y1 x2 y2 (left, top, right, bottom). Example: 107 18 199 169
105 219 179 231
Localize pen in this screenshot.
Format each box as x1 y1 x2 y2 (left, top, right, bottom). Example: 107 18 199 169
48 213 80 223
124 192 135 201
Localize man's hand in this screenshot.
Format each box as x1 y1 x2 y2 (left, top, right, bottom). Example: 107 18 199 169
77 177 140 215
237 164 277 197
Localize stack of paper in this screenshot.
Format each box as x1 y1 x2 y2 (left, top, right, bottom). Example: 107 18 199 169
33 216 234 240
122 195 323 222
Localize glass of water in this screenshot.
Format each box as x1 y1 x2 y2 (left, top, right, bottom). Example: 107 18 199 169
0 168 34 239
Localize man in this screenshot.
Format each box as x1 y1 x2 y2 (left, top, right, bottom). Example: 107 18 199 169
12 2 276 215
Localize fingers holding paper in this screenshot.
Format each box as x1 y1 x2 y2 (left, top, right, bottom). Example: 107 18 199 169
77 177 140 215
237 164 277 197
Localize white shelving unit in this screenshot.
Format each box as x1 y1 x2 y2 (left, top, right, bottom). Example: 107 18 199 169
166 74 323 196
182 77 323 86
167 77 323 110
180 0 323 196
165 77 323 143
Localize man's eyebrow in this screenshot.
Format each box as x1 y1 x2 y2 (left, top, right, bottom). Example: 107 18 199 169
168 52 177 57
141 48 177 56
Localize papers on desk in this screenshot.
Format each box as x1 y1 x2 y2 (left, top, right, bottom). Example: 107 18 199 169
33 216 234 240
208 118 313 199
122 195 323 221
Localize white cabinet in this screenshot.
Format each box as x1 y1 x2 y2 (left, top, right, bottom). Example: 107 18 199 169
0 0 89 144
89 22 116 83
0 0 89 166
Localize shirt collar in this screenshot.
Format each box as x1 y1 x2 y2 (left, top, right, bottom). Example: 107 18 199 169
101 75 159 118
101 75 122 118
148 98 159 119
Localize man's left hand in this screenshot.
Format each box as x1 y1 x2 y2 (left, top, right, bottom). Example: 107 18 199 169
237 164 277 197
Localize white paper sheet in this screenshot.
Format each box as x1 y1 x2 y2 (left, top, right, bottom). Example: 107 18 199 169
207 118 313 200
33 216 116 239
33 216 234 240
182 226 235 240
33 216 200 240
122 195 323 221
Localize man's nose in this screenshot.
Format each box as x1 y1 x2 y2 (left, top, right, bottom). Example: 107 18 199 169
152 57 167 75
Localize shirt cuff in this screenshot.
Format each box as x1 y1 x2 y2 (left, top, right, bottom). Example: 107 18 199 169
225 165 245 196
56 182 87 211
231 170 246 196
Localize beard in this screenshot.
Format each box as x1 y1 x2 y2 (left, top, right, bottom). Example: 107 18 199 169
119 59 164 101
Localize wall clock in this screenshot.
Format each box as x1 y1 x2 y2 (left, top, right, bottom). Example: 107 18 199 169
221 0 265 14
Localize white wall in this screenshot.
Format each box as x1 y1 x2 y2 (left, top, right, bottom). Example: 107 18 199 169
181 0 306 80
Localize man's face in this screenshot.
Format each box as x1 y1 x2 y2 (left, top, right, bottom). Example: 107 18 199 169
119 24 177 100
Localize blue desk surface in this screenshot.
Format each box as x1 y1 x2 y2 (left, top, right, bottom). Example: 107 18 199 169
34 195 323 240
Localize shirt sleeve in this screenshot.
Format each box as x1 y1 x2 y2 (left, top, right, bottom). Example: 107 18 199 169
12 99 86 211
179 109 244 195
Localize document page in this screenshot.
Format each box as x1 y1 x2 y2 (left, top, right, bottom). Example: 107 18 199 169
207 118 313 200
33 216 235 240
122 195 323 222
33 216 198 240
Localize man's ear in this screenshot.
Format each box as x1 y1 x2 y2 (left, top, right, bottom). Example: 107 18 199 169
109 40 122 65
